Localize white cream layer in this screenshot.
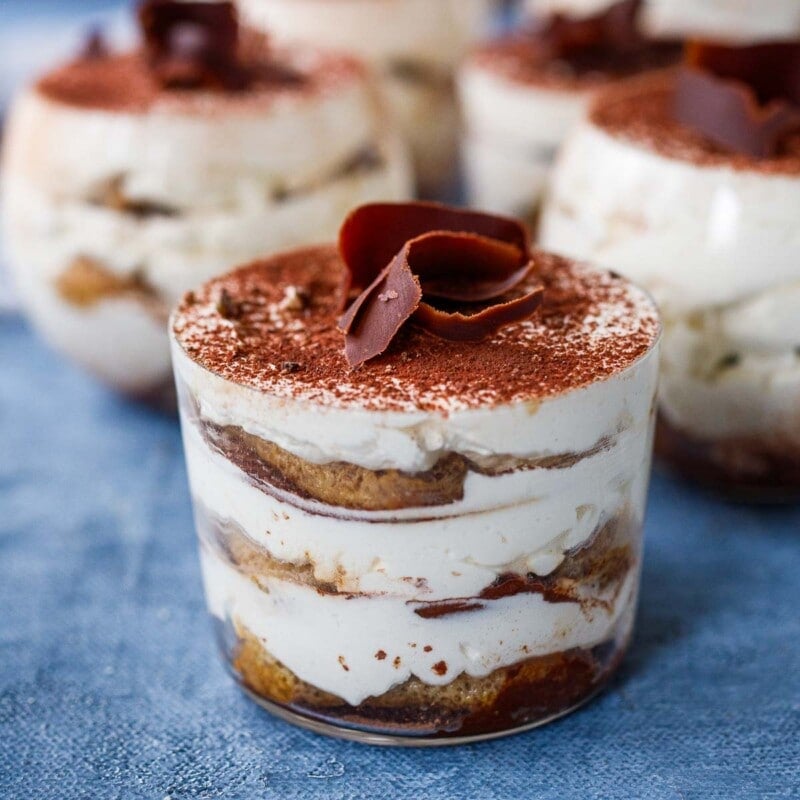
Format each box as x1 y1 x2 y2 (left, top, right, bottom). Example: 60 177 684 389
172 339 660 473
239 0 494 71
201 543 638 706
540 119 800 442
3 68 384 210
182 406 653 600
458 59 593 215
641 0 800 44
541 121 800 314
3 134 410 393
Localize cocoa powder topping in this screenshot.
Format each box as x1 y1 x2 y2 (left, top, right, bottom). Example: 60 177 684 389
172 244 659 413
590 71 800 174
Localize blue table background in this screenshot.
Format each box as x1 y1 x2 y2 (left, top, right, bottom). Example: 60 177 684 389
2 2 800 798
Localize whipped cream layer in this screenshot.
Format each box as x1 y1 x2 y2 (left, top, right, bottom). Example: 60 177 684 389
173 339 659 473
541 109 800 442
239 0 493 71
5 56 381 210
239 0 493 194
641 0 800 44
458 55 592 215
180 388 654 600
202 544 638 706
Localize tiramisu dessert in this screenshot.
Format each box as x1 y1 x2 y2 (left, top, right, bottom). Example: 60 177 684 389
540 13 800 497
238 0 494 197
171 202 661 742
1 1 410 402
458 0 679 221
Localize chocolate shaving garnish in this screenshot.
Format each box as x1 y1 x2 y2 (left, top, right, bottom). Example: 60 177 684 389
535 0 644 60
138 0 249 90
339 202 528 299
337 203 544 368
674 43 800 158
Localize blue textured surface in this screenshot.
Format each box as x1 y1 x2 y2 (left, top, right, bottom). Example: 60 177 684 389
2 312 800 799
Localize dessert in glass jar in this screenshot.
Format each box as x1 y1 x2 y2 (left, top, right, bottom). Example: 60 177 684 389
0 0 410 404
238 0 494 197
540 10 800 499
171 202 661 743
458 0 679 222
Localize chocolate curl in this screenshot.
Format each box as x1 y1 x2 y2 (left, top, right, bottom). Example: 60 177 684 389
537 0 643 59
138 0 249 90
338 202 529 301
338 205 544 368
674 43 800 158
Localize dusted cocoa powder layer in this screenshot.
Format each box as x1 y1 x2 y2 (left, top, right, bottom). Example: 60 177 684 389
656 415 800 501
173 246 659 413
589 71 800 174
227 622 625 737
36 36 364 115
198 411 618 511
195 502 636 607
470 35 680 91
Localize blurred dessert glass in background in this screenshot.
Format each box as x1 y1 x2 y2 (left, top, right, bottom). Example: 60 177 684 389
1 0 411 404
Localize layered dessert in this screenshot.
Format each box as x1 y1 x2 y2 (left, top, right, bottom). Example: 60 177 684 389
540 32 800 496
1 1 410 402
458 0 679 221
171 202 661 742
238 0 494 197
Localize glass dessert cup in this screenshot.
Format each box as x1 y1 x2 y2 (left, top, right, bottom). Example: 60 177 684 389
0 9 410 404
238 0 494 198
171 233 661 744
540 73 800 502
458 11 678 223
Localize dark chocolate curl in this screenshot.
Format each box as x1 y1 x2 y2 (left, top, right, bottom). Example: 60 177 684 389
339 257 422 369
337 205 544 368
414 287 545 343
138 0 249 90
537 0 643 59
339 202 530 299
685 42 800 107
675 67 800 159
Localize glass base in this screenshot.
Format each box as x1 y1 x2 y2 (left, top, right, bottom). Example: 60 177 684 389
239 682 607 747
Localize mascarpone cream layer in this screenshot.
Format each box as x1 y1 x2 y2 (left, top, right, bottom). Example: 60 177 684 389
171 339 660 473
4 135 409 303
540 120 800 441
458 58 592 214
641 0 800 44
182 406 653 599
459 59 592 151
239 0 494 70
541 120 800 314
201 543 638 705
3 75 382 211
462 135 552 217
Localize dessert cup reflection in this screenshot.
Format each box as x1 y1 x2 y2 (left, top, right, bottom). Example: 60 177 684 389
171 205 661 742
